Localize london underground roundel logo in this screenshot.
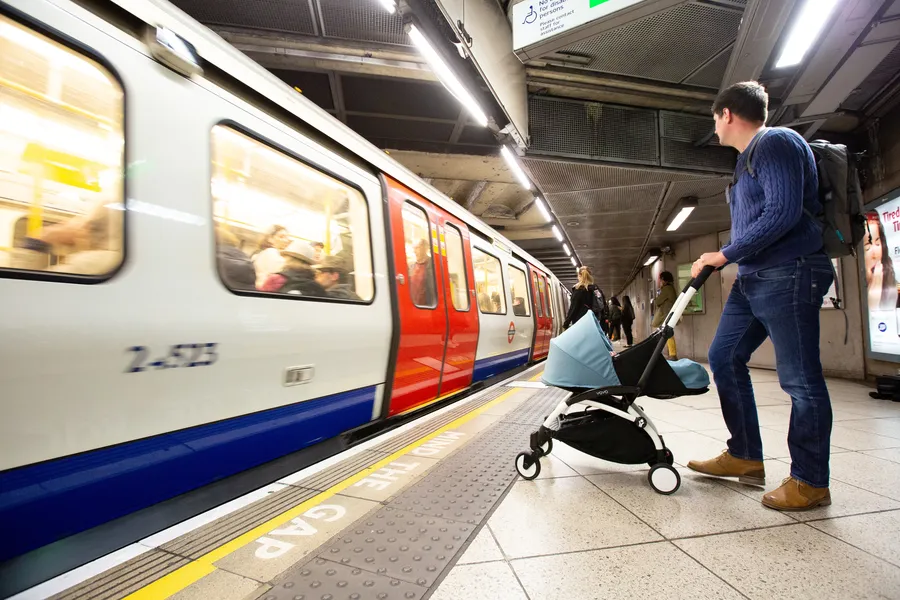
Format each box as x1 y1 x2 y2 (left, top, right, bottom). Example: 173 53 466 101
879 322 887 333
508 321 516 343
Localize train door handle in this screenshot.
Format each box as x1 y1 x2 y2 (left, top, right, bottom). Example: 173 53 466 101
397 274 405 285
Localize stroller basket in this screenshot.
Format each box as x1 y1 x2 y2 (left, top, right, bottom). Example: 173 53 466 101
515 266 717 495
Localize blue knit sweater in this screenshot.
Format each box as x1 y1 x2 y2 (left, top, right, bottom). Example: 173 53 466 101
722 127 823 274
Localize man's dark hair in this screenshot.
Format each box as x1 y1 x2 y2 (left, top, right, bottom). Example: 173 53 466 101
660 271 674 284
712 81 768 123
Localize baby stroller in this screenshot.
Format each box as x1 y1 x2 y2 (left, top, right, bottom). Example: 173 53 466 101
514 266 715 494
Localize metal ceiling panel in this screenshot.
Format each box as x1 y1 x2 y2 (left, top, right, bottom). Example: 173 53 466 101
317 0 408 46
522 157 706 194
659 177 730 215
548 183 665 216
346 115 455 143
557 2 743 83
840 42 900 113
684 48 734 89
169 0 316 35
341 77 459 120
659 112 736 173
529 97 659 165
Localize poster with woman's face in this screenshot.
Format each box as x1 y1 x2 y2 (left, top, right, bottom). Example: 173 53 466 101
864 201 900 356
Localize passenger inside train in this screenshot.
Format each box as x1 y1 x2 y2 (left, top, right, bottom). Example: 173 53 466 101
314 255 360 300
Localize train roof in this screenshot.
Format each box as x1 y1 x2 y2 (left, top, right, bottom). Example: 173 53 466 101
104 0 557 277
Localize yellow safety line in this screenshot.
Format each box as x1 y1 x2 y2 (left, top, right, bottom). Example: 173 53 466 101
123 387 523 599
397 389 461 416
529 369 544 382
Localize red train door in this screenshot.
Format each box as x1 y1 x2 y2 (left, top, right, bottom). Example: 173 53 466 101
384 177 477 415
435 217 479 396
540 273 554 352
528 265 550 360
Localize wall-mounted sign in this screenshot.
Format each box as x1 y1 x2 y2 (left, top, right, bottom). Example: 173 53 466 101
512 0 646 51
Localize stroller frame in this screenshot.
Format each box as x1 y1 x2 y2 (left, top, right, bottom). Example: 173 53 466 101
515 266 716 495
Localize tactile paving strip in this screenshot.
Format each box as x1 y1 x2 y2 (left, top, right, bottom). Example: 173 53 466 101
320 507 472 588
292 451 390 492
268 385 567 599
265 557 425 600
500 386 569 427
162 485 322 559
50 550 188 600
384 423 534 525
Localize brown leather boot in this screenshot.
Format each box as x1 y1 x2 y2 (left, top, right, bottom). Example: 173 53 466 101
762 477 831 511
687 450 766 486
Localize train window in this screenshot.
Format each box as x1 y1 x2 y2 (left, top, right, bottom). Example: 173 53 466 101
210 125 373 302
473 248 506 315
532 272 543 317
508 265 530 317
541 276 553 318
400 202 436 308
0 14 124 278
443 224 469 311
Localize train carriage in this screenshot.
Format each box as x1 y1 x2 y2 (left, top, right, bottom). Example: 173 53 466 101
0 0 564 565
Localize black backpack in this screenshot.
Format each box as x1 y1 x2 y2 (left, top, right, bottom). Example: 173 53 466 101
742 129 865 259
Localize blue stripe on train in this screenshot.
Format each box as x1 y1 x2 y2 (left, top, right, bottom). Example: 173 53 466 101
0 386 376 562
472 348 531 383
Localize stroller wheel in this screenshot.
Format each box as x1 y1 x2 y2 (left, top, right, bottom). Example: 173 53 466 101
539 439 553 456
648 464 680 495
515 452 541 480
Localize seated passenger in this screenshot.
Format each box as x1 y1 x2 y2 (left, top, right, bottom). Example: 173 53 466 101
476 282 492 313
260 240 326 297
408 238 436 306
216 227 256 291
513 297 527 316
252 225 290 289
491 291 502 313
315 256 360 300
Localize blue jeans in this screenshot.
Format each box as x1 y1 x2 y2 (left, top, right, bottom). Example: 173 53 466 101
708 254 834 488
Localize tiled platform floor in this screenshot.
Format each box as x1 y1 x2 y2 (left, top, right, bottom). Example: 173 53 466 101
431 367 900 600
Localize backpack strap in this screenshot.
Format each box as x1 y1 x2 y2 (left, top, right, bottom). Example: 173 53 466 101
733 127 771 185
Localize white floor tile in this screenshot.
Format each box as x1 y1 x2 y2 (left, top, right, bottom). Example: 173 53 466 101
810 510 900 568
512 542 745 600
430 561 528 600
488 477 661 559
675 524 900 600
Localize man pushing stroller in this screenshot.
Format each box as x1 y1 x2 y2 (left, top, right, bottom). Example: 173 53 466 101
688 82 834 512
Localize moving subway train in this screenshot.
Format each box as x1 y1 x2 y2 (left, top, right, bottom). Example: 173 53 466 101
0 0 572 563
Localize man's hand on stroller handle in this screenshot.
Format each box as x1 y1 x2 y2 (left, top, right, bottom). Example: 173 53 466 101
691 252 727 278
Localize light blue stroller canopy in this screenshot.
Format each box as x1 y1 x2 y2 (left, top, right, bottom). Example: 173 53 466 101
542 312 621 389
542 312 710 391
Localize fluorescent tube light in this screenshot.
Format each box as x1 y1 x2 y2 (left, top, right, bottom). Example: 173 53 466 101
775 0 839 68
376 0 396 13
535 197 551 221
562 243 571 256
552 225 563 241
666 206 696 231
407 25 488 126
644 256 659 267
571 257 577 267
501 146 532 190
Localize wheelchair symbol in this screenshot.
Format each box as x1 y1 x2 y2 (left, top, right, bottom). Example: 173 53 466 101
523 5 537 24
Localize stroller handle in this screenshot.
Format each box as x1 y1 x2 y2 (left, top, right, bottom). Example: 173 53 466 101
680 265 716 294
664 265 717 329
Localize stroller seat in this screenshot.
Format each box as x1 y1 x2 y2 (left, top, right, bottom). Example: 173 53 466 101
541 312 710 398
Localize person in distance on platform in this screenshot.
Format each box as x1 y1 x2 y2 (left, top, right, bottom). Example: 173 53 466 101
651 271 678 359
688 81 834 511
563 266 601 329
